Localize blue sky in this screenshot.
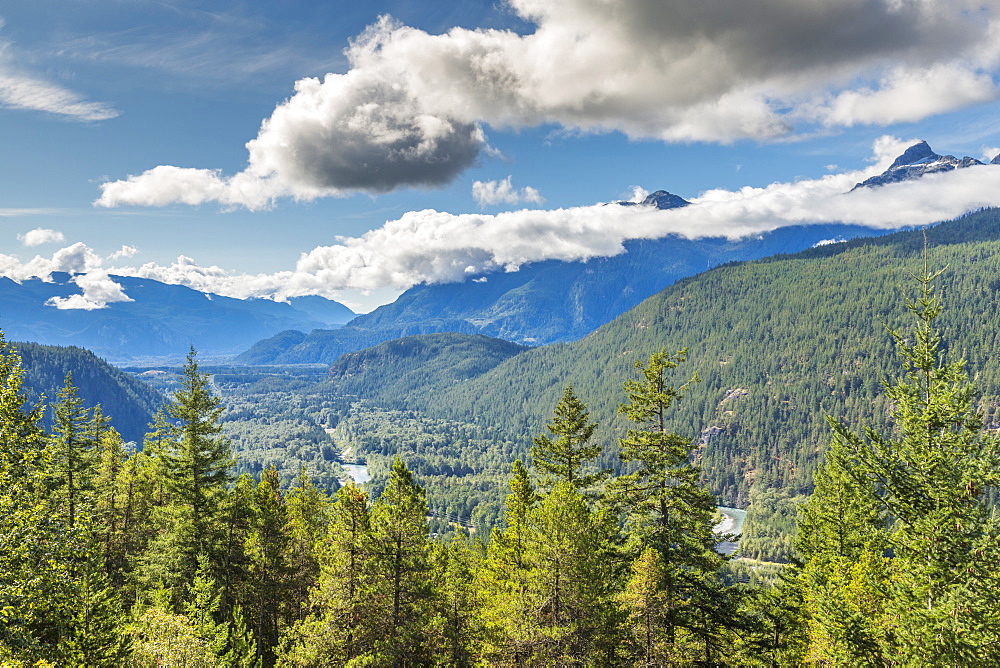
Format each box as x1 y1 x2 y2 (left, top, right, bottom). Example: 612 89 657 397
4 0 1000 312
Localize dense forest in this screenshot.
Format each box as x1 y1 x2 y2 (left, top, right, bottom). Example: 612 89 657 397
3 256 1000 664
16 342 164 443
315 209 1000 562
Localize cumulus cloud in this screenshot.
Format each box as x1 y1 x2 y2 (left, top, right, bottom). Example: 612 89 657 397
46 270 134 310
94 138 1000 299
96 0 1000 209
17 228 65 247
0 242 132 310
107 245 139 260
7 137 998 306
472 176 544 207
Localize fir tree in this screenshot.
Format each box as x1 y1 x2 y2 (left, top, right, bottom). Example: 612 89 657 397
798 263 1000 663
531 385 606 491
50 373 97 528
145 347 234 599
610 348 729 662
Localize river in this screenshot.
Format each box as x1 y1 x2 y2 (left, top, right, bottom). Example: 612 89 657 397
714 506 746 556
341 463 371 485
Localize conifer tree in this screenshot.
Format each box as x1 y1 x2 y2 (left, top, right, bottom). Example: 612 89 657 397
610 348 729 662
476 459 538 664
521 481 624 664
50 372 97 527
283 467 329 624
531 384 606 491
145 347 234 599
367 457 437 663
0 336 81 661
247 466 290 666
279 481 375 666
798 263 1000 663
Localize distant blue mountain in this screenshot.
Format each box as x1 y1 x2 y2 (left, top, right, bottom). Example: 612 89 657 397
237 218 897 365
0 273 354 362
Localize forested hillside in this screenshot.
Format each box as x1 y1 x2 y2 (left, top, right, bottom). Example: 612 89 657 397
15 340 164 443
237 223 895 364
414 209 1000 494
320 208 1000 559
5 279 999 665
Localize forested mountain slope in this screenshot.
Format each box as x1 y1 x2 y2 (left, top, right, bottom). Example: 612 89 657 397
327 332 528 401
353 208 1000 511
238 222 895 364
13 341 164 443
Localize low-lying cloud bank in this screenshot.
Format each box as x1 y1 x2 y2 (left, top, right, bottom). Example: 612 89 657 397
13 137 1000 309
94 0 1000 209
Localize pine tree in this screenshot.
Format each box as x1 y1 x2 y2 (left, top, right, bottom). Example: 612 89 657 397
610 348 729 662
531 385 606 491
50 373 97 528
798 263 1000 663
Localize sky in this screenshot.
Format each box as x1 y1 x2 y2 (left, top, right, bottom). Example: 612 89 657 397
4 0 1000 313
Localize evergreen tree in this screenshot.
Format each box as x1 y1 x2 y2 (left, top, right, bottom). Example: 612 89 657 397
476 459 538 664
50 372 98 528
610 348 730 662
145 347 234 599
531 384 606 491
0 336 81 661
798 263 1000 663
247 466 290 666
366 457 437 663
436 532 481 666
279 481 376 666
282 467 329 624
521 481 624 664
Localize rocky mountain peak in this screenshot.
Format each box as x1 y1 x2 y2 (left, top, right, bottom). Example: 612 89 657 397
616 189 691 209
853 141 987 190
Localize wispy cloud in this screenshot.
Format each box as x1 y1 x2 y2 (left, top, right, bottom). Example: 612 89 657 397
0 38 118 121
96 0 1000 208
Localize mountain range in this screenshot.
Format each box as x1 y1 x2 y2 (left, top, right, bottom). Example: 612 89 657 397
239 140 994 365
0 273 354 363
237 220 899 364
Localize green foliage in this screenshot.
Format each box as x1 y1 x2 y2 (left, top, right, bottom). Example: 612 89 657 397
798 262 1000 664
531 384 607 491
143 348 234 600
17 341 164 443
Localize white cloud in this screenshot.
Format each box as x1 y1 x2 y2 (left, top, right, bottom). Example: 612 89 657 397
46 270 134 311
0 137 992 306
0 39 118 121
97 138 1000 299
107 245 139 260
96 0 1000 208
0 243 131 310
17 228 65 247
472 176 545 207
